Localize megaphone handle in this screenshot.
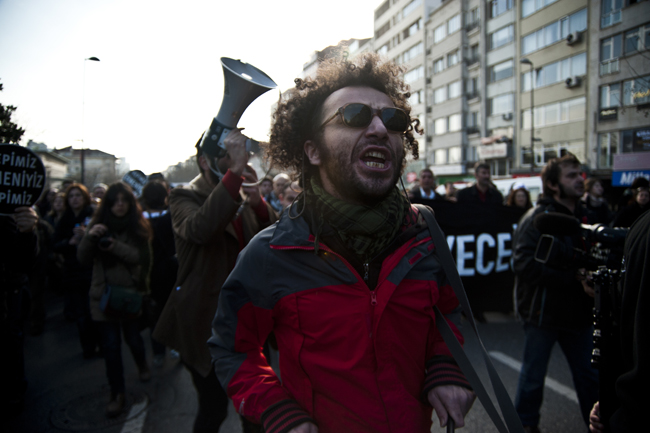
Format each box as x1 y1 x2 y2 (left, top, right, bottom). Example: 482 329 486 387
447 418 455 433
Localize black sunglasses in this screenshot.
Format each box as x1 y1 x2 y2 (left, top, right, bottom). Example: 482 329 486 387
319 103 410 133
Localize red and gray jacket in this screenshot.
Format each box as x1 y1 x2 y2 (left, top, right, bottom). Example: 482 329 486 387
208 206 470 433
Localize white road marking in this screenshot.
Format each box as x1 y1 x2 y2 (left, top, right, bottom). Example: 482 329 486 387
120 400 148 433
489 351 578 404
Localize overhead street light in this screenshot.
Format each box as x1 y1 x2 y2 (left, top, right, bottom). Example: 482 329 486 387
520 58 536 173
81 57 100 186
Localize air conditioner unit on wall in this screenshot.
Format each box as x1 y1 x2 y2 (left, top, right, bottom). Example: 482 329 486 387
502 112 513 121
566 31 582 45
565 76 582 88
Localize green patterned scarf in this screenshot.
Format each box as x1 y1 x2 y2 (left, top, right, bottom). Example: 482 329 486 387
309 178 411 260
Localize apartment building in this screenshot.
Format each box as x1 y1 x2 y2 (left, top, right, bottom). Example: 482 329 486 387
588 0 650 187
373 0 436 174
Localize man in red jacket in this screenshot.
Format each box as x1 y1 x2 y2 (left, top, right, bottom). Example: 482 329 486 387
209 53 475 433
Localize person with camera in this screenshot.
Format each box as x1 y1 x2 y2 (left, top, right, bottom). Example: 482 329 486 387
511 153 598 433
77 182 153 418
153 130 276 433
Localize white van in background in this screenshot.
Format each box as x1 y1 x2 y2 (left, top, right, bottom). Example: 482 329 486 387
492 176 543 204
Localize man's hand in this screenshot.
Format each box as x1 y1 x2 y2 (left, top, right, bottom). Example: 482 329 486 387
589 401 604 433
287 422 318 433
428 385 476 428
242 165 261 208
13 206 38 233
223 128 249 176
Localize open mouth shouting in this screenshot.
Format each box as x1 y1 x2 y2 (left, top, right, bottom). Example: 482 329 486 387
360 148 391 170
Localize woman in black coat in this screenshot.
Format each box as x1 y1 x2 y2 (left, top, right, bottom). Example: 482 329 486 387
52 183 99 358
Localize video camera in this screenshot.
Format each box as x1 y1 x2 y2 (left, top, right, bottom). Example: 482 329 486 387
533 212 628 271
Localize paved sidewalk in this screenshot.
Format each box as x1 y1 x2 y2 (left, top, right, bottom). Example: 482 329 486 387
4 291 243 433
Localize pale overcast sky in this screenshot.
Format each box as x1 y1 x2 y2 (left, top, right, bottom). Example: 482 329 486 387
0 0 380 174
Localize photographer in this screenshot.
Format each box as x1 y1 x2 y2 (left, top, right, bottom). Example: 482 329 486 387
589 210 650 433
512 153 598 432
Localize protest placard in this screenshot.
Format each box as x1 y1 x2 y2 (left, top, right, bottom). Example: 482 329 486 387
0 144 46 214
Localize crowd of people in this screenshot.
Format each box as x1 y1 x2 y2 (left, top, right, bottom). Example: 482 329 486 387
2 52 649 433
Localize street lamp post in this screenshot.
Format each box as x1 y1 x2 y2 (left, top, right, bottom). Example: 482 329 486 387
520 58 535 173
81 57 100 186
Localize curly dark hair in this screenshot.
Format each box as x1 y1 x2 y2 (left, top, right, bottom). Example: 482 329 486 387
267 52 422 183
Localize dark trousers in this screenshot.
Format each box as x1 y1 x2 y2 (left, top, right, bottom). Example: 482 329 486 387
64 291 99 355
515 323 599 427
184 362 262 433
98 320 147 395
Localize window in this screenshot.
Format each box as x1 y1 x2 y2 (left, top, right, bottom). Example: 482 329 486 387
623 75 650 106
434 117 447 135
466 77 479 98
600 83 621 108
448 81 461 99
447 50 460 67
434 24 446 43
435 148 447 164
598 133 618 168
404 65 424 83
469 44 480 63
466 7 480 30
377 43 389 56
522 9 587 55
601 0 623 28
409 89 423 105
489 25 514 50
403 42 423 62
447 14 461 34
375 0 390 20
402 0 422 19
600 34 622 75
624 24 650 55
376 21 390 38
467 111 479 128
448 146 462 163
622 128 650 153
434 86 446 104
490 0 513 19
433 57 444 74
522 97 586 129
489 59 514 82
522 0 559 18
490 93 513 115
404 19 422 39
448 114 462 132
521 53 587 91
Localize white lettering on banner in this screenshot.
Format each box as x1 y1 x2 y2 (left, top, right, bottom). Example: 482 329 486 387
0 152 38 168
476 233 495 275
496 233 512 272
0 171 43 188
0 190 32 205
446 232 514 276
456 235 476 276
620 172 650 185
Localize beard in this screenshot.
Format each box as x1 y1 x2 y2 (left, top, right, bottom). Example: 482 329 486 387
316 138 404 206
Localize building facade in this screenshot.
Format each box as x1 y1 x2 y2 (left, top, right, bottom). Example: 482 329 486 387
368 0 649 183
53 146 117 187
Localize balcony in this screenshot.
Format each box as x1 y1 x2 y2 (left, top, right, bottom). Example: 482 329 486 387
466 126 480 135
465 21 480 33
600 59 620 76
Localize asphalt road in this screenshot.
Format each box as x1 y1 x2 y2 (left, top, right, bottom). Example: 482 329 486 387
5 294 590 433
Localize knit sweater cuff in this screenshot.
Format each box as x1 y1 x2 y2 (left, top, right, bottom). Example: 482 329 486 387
422 355 472 402
261 399 315 433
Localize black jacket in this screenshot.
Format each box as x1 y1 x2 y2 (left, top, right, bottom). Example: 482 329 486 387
456 184 503 205
512 197 594 330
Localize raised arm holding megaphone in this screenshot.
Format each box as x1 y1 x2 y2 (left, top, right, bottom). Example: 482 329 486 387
198 57 277 185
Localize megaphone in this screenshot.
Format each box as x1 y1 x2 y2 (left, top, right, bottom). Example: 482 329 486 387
199 58 277 159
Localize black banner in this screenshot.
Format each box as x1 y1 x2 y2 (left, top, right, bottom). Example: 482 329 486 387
419 199 526 314
0 144 46 214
